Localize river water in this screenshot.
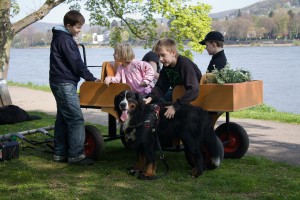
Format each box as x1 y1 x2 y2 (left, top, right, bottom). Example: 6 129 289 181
8 46 300 114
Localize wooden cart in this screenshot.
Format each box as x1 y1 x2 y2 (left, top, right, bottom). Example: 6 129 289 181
79 58 263 160
78 44 263 160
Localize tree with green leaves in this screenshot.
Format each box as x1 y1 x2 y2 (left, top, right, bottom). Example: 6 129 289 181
0 0 211 104
85 0 211 57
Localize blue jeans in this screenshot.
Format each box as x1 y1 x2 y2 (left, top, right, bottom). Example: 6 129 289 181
50 82 85 162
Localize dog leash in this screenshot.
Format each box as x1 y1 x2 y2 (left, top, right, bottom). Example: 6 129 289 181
151 104 169 179
154 131 169 178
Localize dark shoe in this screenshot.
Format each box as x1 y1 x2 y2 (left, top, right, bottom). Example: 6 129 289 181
69 158 95 166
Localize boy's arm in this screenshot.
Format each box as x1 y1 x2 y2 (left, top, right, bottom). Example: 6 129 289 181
173 59 201 110
147 68 169 102
65 40 97 81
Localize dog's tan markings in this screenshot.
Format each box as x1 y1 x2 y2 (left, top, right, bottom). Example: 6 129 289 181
128 102 136 110
145 162 156 177
135 154 146 171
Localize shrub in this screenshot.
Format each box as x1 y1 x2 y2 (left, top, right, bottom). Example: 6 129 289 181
205 65 252 84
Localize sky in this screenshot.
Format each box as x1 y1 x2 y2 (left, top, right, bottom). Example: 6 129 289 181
13 0 262 24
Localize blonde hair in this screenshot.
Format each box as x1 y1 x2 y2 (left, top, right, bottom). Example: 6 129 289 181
114 43 135 63
154 38 178 57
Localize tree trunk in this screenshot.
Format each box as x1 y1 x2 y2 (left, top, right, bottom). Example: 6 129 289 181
0 0 67 106
0 0 13 105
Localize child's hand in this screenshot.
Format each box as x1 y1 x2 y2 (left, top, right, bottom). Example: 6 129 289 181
164 105 176 119
104 76 112 85
139 81 148 87
143 97 152 104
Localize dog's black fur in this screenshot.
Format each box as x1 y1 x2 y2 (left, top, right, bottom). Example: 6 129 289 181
114 90 222 179
0 105 41 125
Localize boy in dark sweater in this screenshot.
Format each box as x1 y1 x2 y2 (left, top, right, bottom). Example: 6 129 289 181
144 38 202 119
49 10 99 166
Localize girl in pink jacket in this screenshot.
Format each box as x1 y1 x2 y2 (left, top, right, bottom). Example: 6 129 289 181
104 43 155 95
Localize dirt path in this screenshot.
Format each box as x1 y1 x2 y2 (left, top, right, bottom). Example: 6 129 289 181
8 86 300 166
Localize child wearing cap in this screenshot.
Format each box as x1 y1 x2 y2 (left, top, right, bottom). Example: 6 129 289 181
199 31 228 72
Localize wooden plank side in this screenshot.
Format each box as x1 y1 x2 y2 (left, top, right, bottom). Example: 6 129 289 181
232 80 263 111
79 82 131 108
197 84 234 111
173 80 263 112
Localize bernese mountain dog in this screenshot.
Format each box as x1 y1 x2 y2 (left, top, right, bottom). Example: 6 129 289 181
114 90 223 179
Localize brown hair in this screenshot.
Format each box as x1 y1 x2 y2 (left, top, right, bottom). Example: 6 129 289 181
63 10 85 26
154 38 178 57
114 43 135 63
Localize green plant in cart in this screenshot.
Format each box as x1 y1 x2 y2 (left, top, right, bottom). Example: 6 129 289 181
206 65 252 84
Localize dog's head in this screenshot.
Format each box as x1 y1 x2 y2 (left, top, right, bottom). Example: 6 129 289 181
114 90 144 122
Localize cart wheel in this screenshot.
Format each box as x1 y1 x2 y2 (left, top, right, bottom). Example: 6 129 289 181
119 124 135 150
184 136 224 170
84 125 104 160
215 122 249 159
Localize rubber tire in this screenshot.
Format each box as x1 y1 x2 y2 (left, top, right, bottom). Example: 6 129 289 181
215 122 249 159
184 136 224 170
84 125 104 160
119 124 135 150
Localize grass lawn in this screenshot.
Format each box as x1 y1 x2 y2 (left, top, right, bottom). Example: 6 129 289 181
0 111 300 200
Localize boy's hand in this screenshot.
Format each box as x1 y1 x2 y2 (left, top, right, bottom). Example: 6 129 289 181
164 105 175 119
143 97 152 104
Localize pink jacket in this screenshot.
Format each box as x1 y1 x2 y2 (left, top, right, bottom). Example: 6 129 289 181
111 59 155 95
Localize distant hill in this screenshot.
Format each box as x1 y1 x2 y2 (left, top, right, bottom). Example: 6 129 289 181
210 0 300 19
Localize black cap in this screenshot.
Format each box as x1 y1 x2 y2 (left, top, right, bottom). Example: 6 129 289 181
199 31 224 45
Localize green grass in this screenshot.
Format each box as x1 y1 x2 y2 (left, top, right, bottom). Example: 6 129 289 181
0 112 299 200
230 104 300 125
8 81 51 92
